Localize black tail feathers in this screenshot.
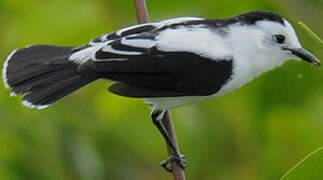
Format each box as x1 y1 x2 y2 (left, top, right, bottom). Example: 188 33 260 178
2 45 96 109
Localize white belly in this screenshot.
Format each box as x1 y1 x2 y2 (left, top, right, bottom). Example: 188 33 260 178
143 78 248 110
144 95 216 110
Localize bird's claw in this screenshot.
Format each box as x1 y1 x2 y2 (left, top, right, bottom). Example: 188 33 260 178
160 154 186 172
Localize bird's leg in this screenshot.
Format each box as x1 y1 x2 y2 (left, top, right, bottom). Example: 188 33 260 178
151 109 186 172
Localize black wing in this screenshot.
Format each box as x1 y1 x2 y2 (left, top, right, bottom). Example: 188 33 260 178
76 18 233 97
79 48 233 97
88 17 207 45
89 23 158 45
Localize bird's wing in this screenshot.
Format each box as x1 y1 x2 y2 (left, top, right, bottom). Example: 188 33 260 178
76 18 233 97
70 17 208 63
88 17 206 45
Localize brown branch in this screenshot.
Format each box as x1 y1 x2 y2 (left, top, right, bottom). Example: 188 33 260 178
133 0 150 24
133 1 186 180
163 111 186 180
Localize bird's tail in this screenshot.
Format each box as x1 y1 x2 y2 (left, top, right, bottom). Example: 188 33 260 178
2 45 96 109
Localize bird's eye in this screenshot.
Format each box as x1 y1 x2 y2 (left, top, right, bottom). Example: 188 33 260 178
274 34 285 44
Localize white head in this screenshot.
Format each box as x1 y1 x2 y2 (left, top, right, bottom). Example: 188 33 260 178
226 11 320 75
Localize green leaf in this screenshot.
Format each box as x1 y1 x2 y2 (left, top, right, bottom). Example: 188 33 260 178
297 21 323 46
281 147 323 180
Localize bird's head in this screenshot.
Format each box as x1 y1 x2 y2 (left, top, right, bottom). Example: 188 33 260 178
228 11 320 73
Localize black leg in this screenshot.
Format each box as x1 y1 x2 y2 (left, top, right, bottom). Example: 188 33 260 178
151 109 186 172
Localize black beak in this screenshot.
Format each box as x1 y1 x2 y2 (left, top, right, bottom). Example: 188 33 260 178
288 48 321 66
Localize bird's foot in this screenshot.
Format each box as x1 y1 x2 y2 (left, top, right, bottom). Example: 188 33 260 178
160 153 186 172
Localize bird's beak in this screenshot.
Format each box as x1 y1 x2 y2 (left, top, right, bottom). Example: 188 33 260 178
287 48 321 66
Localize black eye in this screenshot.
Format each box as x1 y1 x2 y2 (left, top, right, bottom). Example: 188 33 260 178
274 34 285 44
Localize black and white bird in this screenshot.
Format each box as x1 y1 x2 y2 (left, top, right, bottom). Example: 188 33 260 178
2 11 320 171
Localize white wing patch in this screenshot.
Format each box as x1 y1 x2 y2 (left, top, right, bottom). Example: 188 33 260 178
120 38 156 48
89 34 109 45
69 46 99 64
102 45 143 55
115 17 203 37
116 23 158 36
70 38 150 64
116 24 145 36
161 17 204 25
156 26 231 60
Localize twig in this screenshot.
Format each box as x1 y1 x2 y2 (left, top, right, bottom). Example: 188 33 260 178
133 0 150 24
132 1 186 180
163 111 186 180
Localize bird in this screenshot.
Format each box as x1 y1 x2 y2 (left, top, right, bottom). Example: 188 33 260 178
2 11 320 172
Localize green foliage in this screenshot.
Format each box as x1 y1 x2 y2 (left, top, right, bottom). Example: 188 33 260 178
281 147 323 180
0 0 322 180
298 22 323 46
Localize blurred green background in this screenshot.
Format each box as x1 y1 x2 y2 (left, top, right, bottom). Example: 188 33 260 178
0 0 323 179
